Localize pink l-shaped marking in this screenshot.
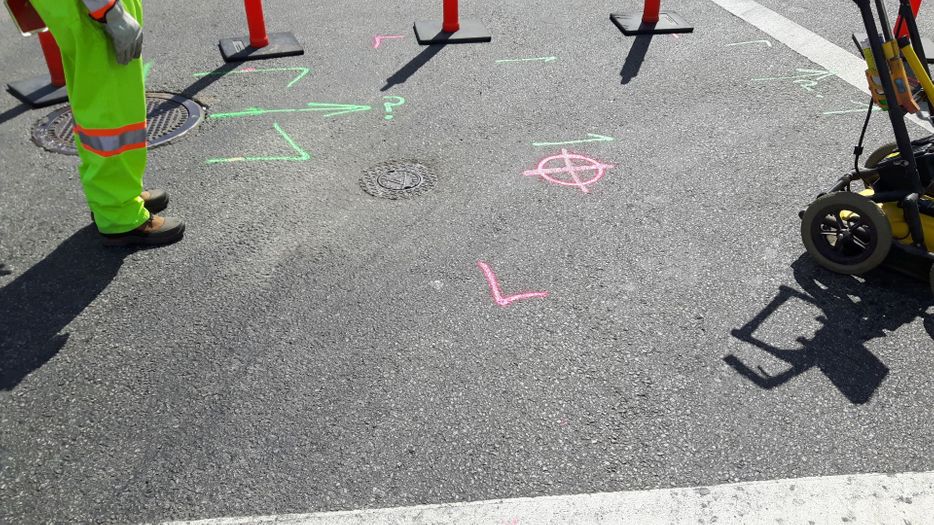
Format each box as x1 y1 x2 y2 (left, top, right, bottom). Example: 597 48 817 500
477 261 549 307
373 35 404 49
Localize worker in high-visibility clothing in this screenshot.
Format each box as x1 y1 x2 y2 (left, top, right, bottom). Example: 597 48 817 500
29 0 184 245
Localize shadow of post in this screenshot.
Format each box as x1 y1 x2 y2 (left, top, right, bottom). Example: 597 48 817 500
726 255 933 404
382 44 447 92
620 34 654 85
0 226 130 390
177 61 241 100
0 102 32 127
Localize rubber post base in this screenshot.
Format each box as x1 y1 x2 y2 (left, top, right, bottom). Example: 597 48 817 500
610 12 694 36
414 19 492 44
7 74 68 108
219 31 305 62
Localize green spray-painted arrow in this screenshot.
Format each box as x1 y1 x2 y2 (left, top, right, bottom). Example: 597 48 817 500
496 56 558 64
210 102 372 120
207 122 311 164
752 68 836 82
532 133 615 147
193 66 311 89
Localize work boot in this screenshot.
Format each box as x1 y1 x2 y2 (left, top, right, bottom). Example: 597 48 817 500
140 189 169 214
100 214 185 247
90 189 169 221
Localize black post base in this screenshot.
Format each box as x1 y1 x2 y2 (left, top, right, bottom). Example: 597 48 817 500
219 31 304 62
610 12 694 36
414 19 492 45
7 74 68 108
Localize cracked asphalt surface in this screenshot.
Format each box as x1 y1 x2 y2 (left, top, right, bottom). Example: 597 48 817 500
1 0 933 522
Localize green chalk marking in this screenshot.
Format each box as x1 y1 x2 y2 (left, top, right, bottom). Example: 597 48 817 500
532 134 614 147
752 68 835 82
193 66 311 89
823 101 883 115
496 57 557 64
206 122 311 164
210 102 372 120
143 61 153 83
382 96 405 120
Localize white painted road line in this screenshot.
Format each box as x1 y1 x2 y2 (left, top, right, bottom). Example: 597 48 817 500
710 0 934 133
162 471 934 524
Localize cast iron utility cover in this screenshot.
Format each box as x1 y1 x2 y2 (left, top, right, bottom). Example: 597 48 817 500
360 161 437 199
32 93 203 155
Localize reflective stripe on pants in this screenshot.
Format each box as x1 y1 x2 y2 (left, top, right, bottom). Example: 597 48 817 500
74 122 147 157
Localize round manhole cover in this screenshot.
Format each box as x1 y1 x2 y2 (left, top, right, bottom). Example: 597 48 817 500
361 161 436 199
32 92 203 155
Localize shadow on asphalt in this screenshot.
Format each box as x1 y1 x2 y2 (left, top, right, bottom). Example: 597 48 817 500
177 61 240 101
620 34 653 85
726 254 934 404
0 101 31 127
0 226 130 391
381 43 446 91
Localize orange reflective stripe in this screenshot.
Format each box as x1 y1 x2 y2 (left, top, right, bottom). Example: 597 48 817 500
73 121 146 137
74 120 147 157
84 0 117 20
80 140 147 157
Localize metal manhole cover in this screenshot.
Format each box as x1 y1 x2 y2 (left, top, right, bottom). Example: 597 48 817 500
32 93 203 155
360 161 436 199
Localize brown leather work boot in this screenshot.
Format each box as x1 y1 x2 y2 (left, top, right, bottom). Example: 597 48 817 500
139 189 168 214
100 214 185 247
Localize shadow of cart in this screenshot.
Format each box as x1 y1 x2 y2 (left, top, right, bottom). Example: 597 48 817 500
726 254 934 404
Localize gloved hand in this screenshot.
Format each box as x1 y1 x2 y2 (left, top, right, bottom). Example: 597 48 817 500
102 0 142 65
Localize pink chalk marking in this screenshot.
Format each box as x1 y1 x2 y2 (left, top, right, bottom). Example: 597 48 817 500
523 149 614 194
241 67 257 72
477 261 549 308
373 35 404 49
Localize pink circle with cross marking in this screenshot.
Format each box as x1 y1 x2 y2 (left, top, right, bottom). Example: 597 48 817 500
523 149 615 193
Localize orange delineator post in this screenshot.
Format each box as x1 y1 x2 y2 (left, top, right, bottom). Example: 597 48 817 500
218 0 303 62
244 0 270 49
442 0 459 33
642 0 661 24
6 28 69 107
414 0 491 44
610 0 693 36
37 31 65 88
895 0 923 37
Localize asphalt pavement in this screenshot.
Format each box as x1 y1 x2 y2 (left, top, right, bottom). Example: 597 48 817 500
1 0 933 522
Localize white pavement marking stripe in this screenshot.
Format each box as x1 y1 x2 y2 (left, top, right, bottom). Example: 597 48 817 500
710 0 934 133
162 471 934 524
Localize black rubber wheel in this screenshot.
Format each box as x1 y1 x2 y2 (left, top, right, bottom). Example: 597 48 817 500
930 263 934 295
801 192 892 275
859 142 897 189
864 142 898 169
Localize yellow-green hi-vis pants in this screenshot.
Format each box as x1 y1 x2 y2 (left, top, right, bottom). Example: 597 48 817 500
29 0 149 234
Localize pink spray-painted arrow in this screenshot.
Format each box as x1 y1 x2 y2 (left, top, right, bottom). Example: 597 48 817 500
373 35 404 49
477 261 549 307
